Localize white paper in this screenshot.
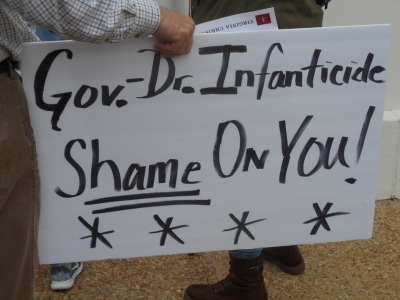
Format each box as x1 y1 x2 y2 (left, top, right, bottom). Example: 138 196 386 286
195 8 278 34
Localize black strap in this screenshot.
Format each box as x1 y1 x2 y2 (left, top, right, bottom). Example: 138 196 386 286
0 59 18 74
316 0 331 9
0 59 9 73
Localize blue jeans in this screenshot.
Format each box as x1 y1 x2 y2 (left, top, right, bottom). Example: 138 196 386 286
230 248 263 259
36 27 61 41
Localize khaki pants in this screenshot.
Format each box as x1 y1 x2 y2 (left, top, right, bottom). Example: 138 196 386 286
193 0 323 29
0 62 40 300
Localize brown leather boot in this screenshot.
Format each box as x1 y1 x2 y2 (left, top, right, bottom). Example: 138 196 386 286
184 254 268 300
262 245 305 275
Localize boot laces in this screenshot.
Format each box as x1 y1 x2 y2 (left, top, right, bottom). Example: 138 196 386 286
214 273 235 293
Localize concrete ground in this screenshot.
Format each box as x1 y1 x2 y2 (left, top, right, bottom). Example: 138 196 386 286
35 199 399 300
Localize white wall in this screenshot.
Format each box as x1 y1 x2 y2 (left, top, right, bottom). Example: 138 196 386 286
324 0 400 111
323 0 400 200
155 0 191 16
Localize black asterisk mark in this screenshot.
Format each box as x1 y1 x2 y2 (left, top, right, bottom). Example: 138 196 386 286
223 211 266 244
78 216 114 248
303 203 350 235
150 215 188 246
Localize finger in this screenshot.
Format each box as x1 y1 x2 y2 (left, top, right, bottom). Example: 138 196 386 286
154 41 191 57
157 37 193 53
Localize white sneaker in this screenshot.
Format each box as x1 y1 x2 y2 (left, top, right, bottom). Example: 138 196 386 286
50 262 83 290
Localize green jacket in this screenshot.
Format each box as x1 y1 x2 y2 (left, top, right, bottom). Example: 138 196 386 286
193 0 323 29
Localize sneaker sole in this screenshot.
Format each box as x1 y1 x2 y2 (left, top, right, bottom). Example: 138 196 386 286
51 263 83 290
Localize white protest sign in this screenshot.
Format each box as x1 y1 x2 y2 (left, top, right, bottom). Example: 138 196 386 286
22 25 390 264
194 8 278 34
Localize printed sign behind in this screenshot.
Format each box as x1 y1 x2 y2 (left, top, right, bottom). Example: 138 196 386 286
22 25 390 264
194 8 278 34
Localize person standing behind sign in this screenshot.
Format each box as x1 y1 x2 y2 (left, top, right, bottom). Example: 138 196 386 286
184 1 324 299
0 1 194 300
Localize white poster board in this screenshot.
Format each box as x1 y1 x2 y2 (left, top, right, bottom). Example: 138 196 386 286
22 25 390 264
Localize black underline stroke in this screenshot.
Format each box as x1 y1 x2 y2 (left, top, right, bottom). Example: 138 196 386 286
92 199 211 214
85 190 201 205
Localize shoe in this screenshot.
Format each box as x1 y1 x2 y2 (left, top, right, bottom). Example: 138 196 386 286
184 254 268 300
262 245 305 275
50 262 83 290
